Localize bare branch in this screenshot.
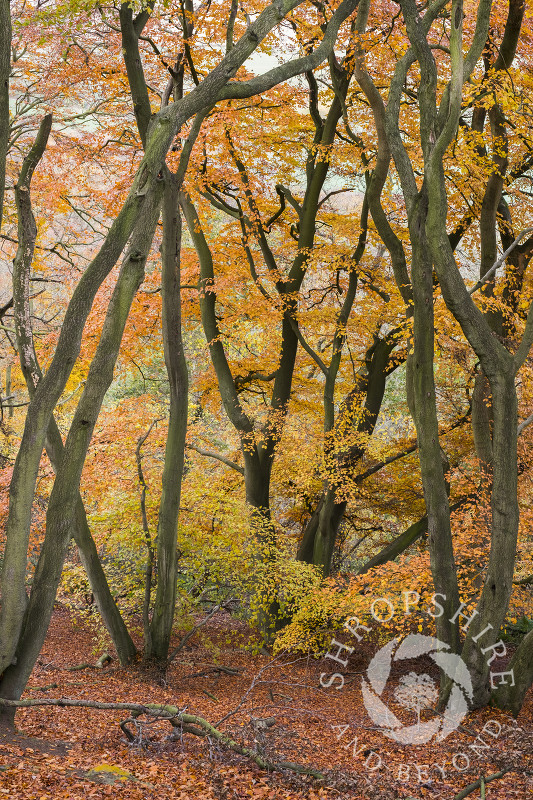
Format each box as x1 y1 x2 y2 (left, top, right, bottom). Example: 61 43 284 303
469 227 533 296
186 443 244 475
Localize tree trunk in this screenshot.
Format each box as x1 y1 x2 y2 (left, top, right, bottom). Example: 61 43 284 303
0 0 10 233
0 183 162 713
406 203 461 654
460 376 519 705
9 116 136 668
492 628 533 717
311 490 347 577
0 141 168 678
148 171 189 662
298 332 397 577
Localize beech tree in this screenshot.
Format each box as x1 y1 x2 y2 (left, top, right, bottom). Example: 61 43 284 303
0 0 361 726
352 0 533 711
1 0 532 733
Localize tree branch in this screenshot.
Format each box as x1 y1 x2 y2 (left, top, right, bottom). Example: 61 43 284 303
469 227 533 296
0 697 324 779
186 443 244 475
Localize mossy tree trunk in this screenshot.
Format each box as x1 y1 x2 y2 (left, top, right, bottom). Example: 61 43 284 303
372 0 533 708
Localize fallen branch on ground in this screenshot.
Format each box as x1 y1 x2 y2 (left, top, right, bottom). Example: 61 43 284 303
180 664 242 680
0 697 323 779
452 769 512 800
65 653 112 671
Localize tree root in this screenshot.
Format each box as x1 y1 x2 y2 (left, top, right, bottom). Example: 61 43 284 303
0 697 324 779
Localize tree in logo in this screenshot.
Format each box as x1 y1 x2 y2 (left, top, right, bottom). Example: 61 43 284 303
393 672 438 729
361 634 473 744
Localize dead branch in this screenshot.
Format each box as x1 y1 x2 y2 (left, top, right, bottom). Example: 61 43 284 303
65 653 112 671
452 768 512 800
180 664 242 680
0 697 324 779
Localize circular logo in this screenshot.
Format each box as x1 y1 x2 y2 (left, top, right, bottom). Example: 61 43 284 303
361 634 473 744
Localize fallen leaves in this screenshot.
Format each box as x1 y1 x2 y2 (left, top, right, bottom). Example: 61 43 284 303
0 607 531 799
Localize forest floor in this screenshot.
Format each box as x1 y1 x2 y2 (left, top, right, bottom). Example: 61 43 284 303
0 605 531 800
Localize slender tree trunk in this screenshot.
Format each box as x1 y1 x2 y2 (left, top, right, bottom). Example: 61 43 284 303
298 331 396 577
8 116 136 669
5 363 12 417
0 183 163 720
460 376 519 705
148 171 188 662
407 197 461 654
0 0 10 233
49 422 137 665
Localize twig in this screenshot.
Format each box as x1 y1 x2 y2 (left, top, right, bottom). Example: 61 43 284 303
166 604 222 665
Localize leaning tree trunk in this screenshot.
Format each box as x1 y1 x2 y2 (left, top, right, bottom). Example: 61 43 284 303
0 120 173 679
0 182 163 727
11 116 136 667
